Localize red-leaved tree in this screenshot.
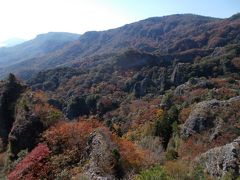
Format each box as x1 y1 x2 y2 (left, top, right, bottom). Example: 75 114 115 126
8 143 50 180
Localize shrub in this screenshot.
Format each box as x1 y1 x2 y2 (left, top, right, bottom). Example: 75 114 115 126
118 139 150 171
179 107 192 123
135 165 169 180
34 103 63 127
191 164 206 180
10 149 28 171
8 144 50 180
55 169 71 180
124 121 155 141
42 119 103 154
166 149 178 161
112 149 121 162
156 108 164 120
86 94 99 114
0 138 4 152
171 121 179 136
179 136 207 158
154 106 179 149
0 152 6 170
161 92 173 108
74 173 90 180
139 136 164 163
231 57 240 69
46 109 63 126
64 96 89 119
97 97 118 116
43 119 153 176
164 160 190 180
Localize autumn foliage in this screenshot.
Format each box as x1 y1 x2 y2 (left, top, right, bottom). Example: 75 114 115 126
42 118 103 153
179 107 192 123
8 144 50 180
40 119 153 176
117 139 152 170
34 102 63 127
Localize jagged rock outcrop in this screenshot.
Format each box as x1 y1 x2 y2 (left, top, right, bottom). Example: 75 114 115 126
181 96 240 138
8 92 44 159
171 63 191 86
181 99 217 138
133 77 155 98
82 128 122 180
195 137 240 178
174 77 214 96
0 74 25 151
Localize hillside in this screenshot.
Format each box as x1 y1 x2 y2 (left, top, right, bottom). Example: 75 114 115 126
0 32 80 72
0 14 240 179
0 38 26 48
1 13 240 79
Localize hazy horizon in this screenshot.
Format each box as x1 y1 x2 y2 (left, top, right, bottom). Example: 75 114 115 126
0 0 239 45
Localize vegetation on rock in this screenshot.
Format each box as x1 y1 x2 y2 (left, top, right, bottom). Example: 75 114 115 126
0 13 240 179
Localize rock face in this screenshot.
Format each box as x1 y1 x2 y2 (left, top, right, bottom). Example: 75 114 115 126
195 137 240 178
174 77 214 96
0 75 48 162
133 77 155 98
8 92 44 159
171 63 191 86
181 99 217 138
83 128 122 180
0 74 25 150
181 96 240 138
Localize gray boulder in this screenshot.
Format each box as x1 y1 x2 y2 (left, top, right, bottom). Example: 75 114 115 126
195 136 240 178
171 63 191 86
181 96 240 138
174 77 213 96
82 128 121 180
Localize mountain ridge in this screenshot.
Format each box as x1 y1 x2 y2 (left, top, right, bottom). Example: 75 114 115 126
0 38 26 48
0 13 240 179
0 32 80 69
1 13 239 79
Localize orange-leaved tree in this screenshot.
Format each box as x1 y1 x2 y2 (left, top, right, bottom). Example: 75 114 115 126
42 118 103 153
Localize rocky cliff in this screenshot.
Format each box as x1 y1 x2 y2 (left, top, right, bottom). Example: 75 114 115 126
181 96 240 139
0 74 25 151
195 137 240 178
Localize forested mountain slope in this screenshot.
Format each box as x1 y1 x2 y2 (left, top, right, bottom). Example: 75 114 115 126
0 14 240 179
0 32 80 74
1 13 240 79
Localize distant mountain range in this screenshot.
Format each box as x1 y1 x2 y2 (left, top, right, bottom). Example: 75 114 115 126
0 13 240 179
0 38 26 47
0 13 239 79
0 32 80 77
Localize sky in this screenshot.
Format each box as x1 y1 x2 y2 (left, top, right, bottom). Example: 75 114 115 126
0 0 239 44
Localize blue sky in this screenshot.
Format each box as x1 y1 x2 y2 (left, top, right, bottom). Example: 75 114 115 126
102 0 240 19
0 0 239 43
